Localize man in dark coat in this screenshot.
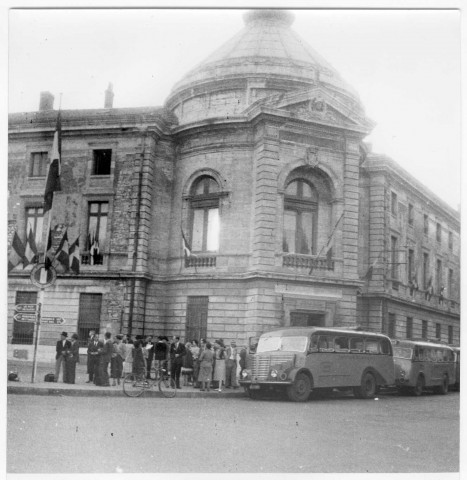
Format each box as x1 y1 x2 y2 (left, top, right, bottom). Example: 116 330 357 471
55 332 71 382
87 332 102 383
170 336 186 389
64 333 80 384
96 331 112 386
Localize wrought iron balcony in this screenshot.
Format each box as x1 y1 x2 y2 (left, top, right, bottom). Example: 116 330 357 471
81 252 104 265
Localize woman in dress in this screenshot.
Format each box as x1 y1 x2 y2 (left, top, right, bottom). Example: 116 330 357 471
198 342 214 392
191 340 200 388
132 340 146 376
123 335 134 376
110 334 125 386
64 333 80 384
213 341 226 392
182 342 194 386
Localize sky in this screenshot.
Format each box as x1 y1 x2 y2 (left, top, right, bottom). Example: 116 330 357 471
7 8 461 210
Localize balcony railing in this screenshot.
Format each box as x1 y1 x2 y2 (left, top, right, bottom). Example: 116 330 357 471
283 254 334 271
81 252 104 265
185 255 216 268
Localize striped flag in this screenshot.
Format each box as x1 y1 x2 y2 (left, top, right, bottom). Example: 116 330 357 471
55 230 70 271
24 226 39 266
181 229 192 258
44 112 61 214
69 237 80 274
8 231 26 272
44 227 54 270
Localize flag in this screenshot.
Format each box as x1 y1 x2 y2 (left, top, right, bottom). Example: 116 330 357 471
326 246 333 268
181 229 192 258
364 250 384 281
44 227 54 270
69 237 80 274
55 230 70 271
43 112 61 214
24 226 38 266
89 232 100 265
8 231 26 272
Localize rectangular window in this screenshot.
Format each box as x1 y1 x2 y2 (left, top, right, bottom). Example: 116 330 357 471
388 313 396 338
185 296 209 342
391 236 398 280
25 207 44 249
436 259 442 292
448 326 453 344
407 249 414 283
87 202 108 264
436 223 441 243
29 152 48 177
408 203 414 226
423 214 429 235
78 293 102 347
448 231 453 250
406 317 413 339
12 291 37 344
192 207 219 252
435 323 441 340
391 192 398 216
423 253 430 289
448 269 453 299
92 149 112 175
422 320 428 340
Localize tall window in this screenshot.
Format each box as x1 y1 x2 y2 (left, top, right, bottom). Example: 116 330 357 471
283 179 317 255
190 176 220 252
29 152 48 177
422 320 428 340
436 223 441 243
448 269 453 299
448 326 453 344
406 317 413 339
423 214 429 235
435 323 441 340
12 291 37 344
390 236 398 280
448 231 453 251
407 249 414 283
391 192 398 216
388 313 396 338
423 253 430 289
92 149 112 175
88 201 108 252
25 207 44 248
436 259 442 292
408 203 414 226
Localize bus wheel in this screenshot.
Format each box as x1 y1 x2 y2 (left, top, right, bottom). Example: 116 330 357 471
286 373 311 402
435 374 449 395
354 372 377 399
412 375 425 396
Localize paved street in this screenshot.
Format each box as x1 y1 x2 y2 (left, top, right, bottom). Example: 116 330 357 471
7 390 459 474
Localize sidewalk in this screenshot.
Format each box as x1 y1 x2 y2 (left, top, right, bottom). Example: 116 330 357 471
7 361 246 399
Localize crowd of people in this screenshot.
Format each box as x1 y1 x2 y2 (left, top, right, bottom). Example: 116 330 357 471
54 331 248 390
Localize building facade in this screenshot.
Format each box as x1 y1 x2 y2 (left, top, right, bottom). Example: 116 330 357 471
7 10 460 359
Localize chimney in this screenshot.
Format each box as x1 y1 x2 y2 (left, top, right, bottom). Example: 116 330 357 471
39 91 54 111
104 83 114 109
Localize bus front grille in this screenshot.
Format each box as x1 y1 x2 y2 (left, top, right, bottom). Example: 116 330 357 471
251 354 295 381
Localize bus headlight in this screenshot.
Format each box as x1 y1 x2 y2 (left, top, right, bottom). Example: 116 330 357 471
270 370 278 378
242 370 250 379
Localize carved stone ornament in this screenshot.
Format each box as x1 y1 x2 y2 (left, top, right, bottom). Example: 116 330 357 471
310 97 326 113
305 146 319 167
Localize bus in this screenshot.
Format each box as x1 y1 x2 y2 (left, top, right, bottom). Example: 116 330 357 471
392 339 456 396
239 327 395 402
451 347 460 391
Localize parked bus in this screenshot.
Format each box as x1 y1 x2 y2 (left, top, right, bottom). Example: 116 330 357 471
392 339 456 396
239 327 395 402
451 347 460 391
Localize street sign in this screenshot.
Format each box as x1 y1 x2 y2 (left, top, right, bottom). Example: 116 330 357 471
14 304 36 313
13 313 36 323
41 317 65 325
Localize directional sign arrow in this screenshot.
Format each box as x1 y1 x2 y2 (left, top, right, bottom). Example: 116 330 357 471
13 313 36 323
15 304 37 313
41 317 65 325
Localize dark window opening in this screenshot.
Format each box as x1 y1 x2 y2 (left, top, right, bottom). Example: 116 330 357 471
92 149 112 175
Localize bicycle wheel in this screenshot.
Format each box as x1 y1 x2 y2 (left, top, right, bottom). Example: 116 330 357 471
123 373 147 397
159 375 176 398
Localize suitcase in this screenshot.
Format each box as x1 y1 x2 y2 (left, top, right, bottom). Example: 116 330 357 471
44 373 55 382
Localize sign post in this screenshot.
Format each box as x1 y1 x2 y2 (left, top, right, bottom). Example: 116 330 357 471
29 264 57 383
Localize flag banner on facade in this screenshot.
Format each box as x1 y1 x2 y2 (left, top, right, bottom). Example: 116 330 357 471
89 232 100 265
24 226 39 266
44 227 54 270
43 111 61 214
8 231 26 272
181 229 192 257
69 237 80 274
55 229 70 271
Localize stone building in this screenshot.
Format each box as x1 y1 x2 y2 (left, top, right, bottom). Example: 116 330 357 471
7 10 460 359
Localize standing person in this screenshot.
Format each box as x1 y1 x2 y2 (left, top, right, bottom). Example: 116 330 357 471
132 340 146 376
122 335 134 376
87 333 102 384
111 334 125 386
225 340 239 389
239 345 248 378
198 342 214 392
86 329 96 381
182 342 194 386
191 340 200 388
144 335 155 379
170 336 186 389
55 332 71 383
96 332 112 387
213 340 226 392
154 336 169 373
64 333 80 384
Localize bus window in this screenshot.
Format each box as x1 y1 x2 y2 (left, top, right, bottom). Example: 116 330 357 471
364 339 380 354
435 350 443 362
334 336 349 352
380 338 392 355
414 347 424 361
309 334 319 352
350 337 364 353
318 336 334 352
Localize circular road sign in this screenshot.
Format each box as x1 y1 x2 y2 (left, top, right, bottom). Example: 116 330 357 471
30 264 57 289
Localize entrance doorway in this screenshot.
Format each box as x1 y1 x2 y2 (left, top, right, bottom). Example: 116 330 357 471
290 311 325 327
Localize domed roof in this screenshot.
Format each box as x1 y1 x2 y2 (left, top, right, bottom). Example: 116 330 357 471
169 9 359 102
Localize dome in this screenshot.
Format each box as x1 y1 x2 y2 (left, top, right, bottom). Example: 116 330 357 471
166 9 362 124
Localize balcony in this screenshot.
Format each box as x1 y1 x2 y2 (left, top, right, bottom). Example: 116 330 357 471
185 255 216 268
81 252 104 266
283 254 334 271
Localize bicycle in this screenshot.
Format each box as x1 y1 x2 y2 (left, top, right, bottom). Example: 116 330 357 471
123 365 176 398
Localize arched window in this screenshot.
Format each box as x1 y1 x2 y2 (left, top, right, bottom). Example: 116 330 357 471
190 176 220 252
283 179 318 255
